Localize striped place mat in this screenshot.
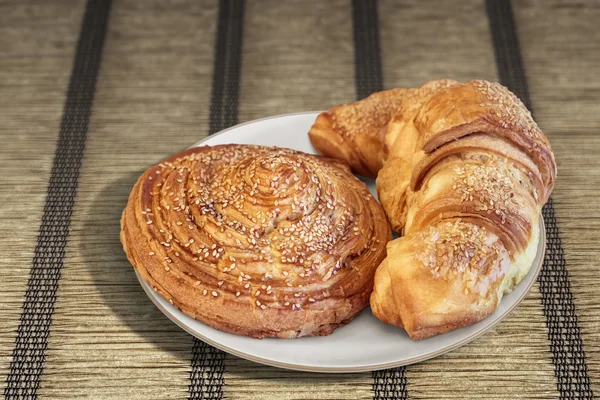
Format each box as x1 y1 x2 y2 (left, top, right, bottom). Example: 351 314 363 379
0 0 598 399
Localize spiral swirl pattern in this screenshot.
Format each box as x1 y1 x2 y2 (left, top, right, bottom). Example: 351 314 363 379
121 144 390 338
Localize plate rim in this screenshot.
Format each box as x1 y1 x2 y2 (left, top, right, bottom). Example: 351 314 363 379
186 111 322 150
135 112 548 373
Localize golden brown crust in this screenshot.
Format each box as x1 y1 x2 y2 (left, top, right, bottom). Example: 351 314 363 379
371 220 512 340
416 80 556 203
308 88 407 178
308 79 555 340
383 79 459 152
371 81 555 339
121 145 391 339
308 80 461 179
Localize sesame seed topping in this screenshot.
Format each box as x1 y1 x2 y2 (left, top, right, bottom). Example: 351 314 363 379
133 145 389 313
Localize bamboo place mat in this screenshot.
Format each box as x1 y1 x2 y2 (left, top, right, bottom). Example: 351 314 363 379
0 0 598 399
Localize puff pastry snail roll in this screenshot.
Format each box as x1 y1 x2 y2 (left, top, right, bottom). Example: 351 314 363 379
372 80 556 339
121 144 391 338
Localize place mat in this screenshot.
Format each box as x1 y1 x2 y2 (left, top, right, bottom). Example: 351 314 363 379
0 0 598 399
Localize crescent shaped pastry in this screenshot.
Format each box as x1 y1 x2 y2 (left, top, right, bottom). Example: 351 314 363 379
308 80 556 339
372 81 555 339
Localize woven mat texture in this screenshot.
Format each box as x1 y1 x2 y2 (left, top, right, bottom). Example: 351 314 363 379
0 1 598 399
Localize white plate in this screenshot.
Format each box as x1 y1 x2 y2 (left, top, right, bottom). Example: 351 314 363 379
135 111 546 373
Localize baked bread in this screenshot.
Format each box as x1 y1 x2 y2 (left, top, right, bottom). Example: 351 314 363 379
308 80 458 178
308 80 556 339
308 88 407 178
120 144 390 338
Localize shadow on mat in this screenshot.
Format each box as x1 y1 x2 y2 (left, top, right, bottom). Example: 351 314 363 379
80 172 193 360
80 173 375 377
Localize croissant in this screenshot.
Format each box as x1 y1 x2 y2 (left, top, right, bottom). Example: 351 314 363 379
308 80 458 178
308 88 407 178
120 145 390 338
309 80 556 339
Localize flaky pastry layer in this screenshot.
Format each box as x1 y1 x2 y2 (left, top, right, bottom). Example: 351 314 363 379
309 80 556 339
121 145 391 338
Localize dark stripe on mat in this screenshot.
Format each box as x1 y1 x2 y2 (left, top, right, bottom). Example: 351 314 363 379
352 0 384 100
188 0 245 399
3 0 112 398
486 1 594 398
352 0 409 398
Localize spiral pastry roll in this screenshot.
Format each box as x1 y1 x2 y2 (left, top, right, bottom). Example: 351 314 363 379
121 145 390 338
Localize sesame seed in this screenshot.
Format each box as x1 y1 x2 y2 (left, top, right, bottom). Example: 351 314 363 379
212 291 218 297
